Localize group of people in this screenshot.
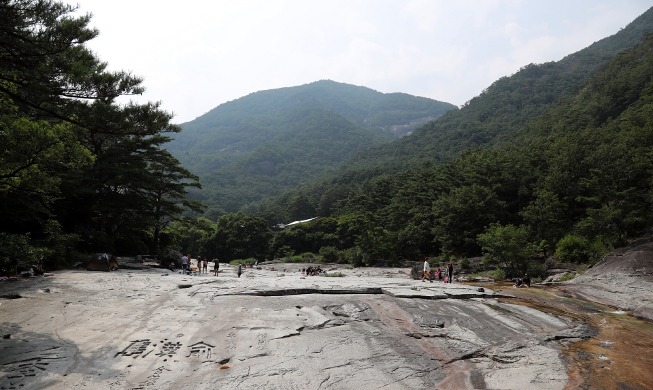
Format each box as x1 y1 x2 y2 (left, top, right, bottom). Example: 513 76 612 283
422 259 454 283
303 266 324 276
179 255 220 276
514 273 531 288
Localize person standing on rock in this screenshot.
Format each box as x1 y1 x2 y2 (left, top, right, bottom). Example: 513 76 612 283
447 262 454 283
422 258 431 282
237 264 242 278
202 258 208 273
181 254 188 273
213 259 219 276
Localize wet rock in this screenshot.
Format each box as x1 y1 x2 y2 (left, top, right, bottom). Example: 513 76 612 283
542 324 595 341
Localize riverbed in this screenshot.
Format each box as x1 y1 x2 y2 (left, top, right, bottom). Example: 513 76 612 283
1 265 651 389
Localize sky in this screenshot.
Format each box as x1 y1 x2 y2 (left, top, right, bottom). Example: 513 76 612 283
68 0 653 124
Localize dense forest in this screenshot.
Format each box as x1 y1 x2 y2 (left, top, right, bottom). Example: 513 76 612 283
2 0 652 281
0 0 201 273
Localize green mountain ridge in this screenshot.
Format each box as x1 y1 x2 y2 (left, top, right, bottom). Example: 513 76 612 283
260 6 653 220
239 20 653 267
345 6 653 173
166 80 456 215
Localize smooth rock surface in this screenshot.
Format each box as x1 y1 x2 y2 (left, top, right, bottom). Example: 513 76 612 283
564 235 653 321
1 265 576 389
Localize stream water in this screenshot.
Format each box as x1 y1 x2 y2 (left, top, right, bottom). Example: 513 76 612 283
492 284 653 390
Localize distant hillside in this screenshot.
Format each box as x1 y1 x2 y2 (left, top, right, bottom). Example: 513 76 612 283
258 6 653 223
252 14 653 266
341 6 653 172
165 80 456 215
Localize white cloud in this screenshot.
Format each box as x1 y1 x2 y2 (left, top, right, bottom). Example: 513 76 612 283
70 0 652 122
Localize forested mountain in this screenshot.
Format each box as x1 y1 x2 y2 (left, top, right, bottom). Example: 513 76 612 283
198 6 653 274
4 0 652 279
260 6 653 221
363 6 653 170
166 80 456 216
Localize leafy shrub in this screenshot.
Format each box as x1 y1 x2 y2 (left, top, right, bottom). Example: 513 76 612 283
229 257 258 265
319 246 339 263
491 268 506 281
478 223 534 277
555 235 592 263
285 255 306 263
558 272 576 282
278 252 321 263
275 246 295 258
0 233 50 275
299 252 318 261
340 247 364 266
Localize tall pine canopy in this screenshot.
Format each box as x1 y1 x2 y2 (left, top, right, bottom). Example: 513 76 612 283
0 0 201 272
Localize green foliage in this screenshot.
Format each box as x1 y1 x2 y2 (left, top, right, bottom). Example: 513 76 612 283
8 1 651 271
519 190 567 256
162 217 215 257
554 235 596 264
526 260 547 279
0 233 48 275
491 268 506 281
207 213 271 261
251 16 653 268
168 19 653 271
40 220 81 269
279 252 319 263
339 247 365 267
558 272 577 282
168 81 455 216
269 217 339 257
433 184 507 256
229 258 257 266
318 246 339 263
282 255 304 263
0 0 202 265
478 224 534 277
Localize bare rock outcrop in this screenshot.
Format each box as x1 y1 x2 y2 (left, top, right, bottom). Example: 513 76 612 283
0 266 590 389
563 234 653 321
